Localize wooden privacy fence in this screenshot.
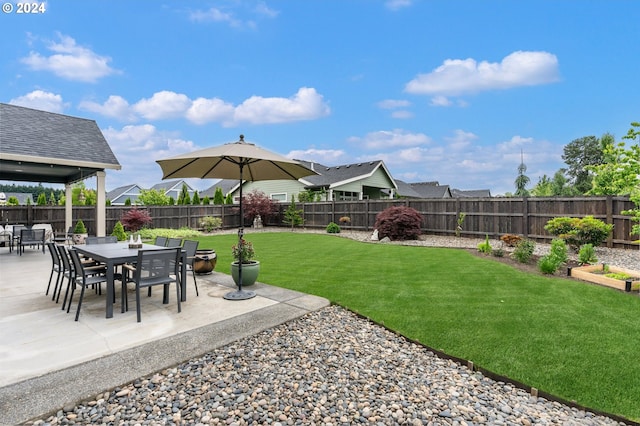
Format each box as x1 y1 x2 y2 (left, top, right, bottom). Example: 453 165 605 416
1 196 636 249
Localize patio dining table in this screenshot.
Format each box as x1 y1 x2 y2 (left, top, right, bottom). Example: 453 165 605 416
73 242 187 318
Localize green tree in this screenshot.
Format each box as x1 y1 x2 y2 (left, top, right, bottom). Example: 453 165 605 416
36 192 47 205
177 183 191 205
587 125 639 196
225 193 233 204
562 135 606 194
138 189 170 206
283 196 304 229
514 152 530 197
551 169 575 196
202 196 210 205
7 196 19 205
213 187 225 205
124 198 132 206
48 192 56 205
531 175 553 196
192 190 201 205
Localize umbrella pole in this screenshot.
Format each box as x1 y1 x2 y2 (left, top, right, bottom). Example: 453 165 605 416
224 161 256 300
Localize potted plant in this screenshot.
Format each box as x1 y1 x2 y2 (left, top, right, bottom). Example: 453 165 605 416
230 238 260 286
72 219 88 244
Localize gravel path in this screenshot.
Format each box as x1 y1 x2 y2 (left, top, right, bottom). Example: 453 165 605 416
26 230 637 426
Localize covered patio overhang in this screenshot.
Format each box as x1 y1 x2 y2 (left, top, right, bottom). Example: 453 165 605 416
0 153 122 236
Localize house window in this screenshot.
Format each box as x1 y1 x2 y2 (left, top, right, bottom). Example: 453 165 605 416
270 193 287 202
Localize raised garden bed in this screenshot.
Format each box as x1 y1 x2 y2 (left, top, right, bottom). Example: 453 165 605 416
569 264 640 292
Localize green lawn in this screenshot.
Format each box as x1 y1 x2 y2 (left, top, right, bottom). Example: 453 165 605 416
197 232 640 422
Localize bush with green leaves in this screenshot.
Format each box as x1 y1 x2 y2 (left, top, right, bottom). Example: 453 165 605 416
326 222 340 233
537 238 567 274
578 243 598 265
110 221 127 241
373 206 422 240
477 234 492 254
511 239 535 263
544 215 613 249
74 219 87 234
200 216 222 232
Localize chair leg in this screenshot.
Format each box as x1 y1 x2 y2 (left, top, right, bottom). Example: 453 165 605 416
66 282 76 313
61 276 73 310
46 269 54 295
192 271 199 297
74 285 87 321
136 286 142 322
176 282 181 313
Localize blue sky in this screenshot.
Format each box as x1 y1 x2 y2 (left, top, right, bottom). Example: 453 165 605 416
2 1 639 196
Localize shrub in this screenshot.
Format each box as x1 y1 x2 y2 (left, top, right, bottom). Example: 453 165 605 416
121 208 152 232
512 239 535 263
111 221 127 241
537 238 567 274
455 213 465 237
374 206 422 240
339 216 351 224
243 190 279 222
477 234 492 254
74 219 87 234
544 216 613 249
500 234 522 247
578 243 598 265
200 216 222 232
326 222 341 233
283 198 304 229
492 248 505 257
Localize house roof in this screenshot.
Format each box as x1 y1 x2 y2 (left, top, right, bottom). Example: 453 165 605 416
0 103 121 184
150 180 194 192
296 160 397 189
106 184 142 202
393 180 424 198
451 188 492 198
201 179 238 198
407 182 452 198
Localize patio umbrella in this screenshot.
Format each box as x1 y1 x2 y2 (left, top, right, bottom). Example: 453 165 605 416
156 135 318 300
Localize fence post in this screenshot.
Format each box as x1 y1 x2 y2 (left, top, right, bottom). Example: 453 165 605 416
522 197 529 239
606 195 613 248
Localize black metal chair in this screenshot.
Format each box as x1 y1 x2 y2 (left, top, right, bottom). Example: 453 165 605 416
181 239 199 297
86 236 118 244
67 248 108 321
166 238 182 248
18 228 45 255
45 242 63 298
154 236 168 246
122 248 182 322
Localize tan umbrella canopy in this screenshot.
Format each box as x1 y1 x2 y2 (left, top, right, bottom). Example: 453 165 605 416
156 135 318 300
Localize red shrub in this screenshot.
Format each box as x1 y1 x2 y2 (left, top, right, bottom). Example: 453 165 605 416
242 190 279 221
374 206 423 240
121 208 152 232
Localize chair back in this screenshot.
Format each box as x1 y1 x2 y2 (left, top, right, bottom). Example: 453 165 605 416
46 242 61 267
57 244 73 274
166 238 182 248
20 228 35 241
182 240 199 260
68 248 91 278
154 236 168 246
134 248 181 287
86 236 118 244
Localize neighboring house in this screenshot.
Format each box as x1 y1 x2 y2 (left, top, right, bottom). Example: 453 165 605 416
150 180 196 201
106 184 144 205
0 192 33 205
406 182 453 198
201 179 239 200
451 188 492 198
207 160 398 203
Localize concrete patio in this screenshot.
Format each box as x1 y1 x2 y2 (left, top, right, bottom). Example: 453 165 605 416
0 244 329 425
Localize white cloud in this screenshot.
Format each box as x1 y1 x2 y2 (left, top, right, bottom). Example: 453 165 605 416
133 91 192 120
21 33 119 82
391 110 414 119
231 87 330 126
348 129 431 150
9 90 66 113
377 99 411 109
286 148 347 164
254 2 279 18
385 0 413 11
186 97 236 125
430 95 453 107
405 51 560 96
444 129 478 150
79 95 136 121
86 87 330 127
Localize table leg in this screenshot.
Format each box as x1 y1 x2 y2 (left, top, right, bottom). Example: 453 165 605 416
181 251 187 302
106 261 114 318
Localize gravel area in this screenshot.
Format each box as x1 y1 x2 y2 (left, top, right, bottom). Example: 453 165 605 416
27 306 630 426
26 230 638 426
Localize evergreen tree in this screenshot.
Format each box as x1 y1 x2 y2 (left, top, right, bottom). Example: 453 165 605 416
213 187 225 204
36 193 47 205
225 193 233 204
514 150 530 197
192 190 201 205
